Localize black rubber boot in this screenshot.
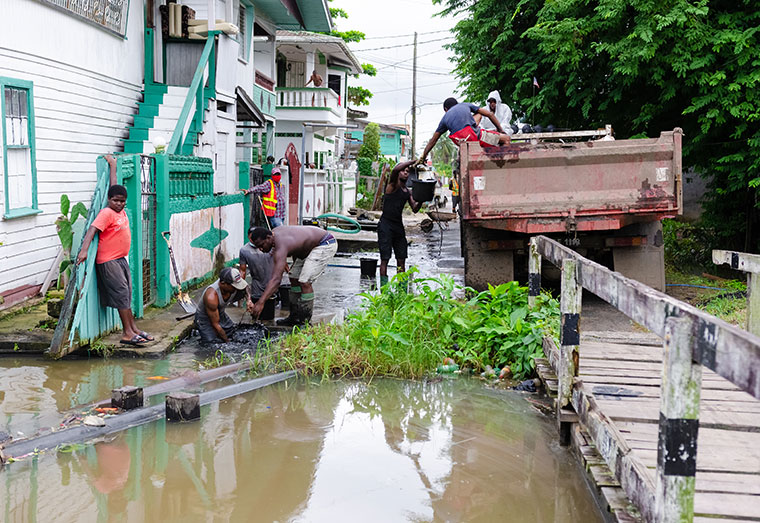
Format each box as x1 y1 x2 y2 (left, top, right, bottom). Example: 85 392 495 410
277 287 302 326
298 294 314 325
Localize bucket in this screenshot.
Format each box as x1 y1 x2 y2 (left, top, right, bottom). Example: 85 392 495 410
260 297 277 321
412 179 436 202
279 284 291 309
359 257 377 278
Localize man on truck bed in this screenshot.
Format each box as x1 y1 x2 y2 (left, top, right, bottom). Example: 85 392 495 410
419 97 511 164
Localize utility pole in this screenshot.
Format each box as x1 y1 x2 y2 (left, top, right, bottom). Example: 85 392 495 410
411 31 417 158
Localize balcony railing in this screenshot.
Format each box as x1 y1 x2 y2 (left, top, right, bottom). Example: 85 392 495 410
276 87 341 111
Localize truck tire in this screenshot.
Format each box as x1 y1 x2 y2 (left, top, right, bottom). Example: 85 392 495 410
462 223 515 291
611 221 665 291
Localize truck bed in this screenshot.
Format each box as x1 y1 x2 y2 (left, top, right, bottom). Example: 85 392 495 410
461 129 683 233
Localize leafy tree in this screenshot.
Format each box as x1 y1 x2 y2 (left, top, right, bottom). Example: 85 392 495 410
358 122 381 160
435 0 760 252
429 135 457 166
348 86 373 107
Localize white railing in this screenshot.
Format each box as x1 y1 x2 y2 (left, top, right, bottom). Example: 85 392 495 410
276 88 341 111
302 167 355 217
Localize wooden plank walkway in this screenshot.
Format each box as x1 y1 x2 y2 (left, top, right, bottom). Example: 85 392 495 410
578 332 760 521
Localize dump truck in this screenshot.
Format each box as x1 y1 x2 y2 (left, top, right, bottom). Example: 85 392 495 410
459 127 683 291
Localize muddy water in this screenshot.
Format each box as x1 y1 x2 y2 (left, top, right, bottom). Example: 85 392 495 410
2 377 602 522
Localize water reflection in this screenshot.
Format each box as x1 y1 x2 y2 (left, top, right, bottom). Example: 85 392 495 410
2 379 601 522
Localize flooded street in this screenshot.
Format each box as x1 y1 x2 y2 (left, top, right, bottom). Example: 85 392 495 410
2 377 601 522
1 220 603 522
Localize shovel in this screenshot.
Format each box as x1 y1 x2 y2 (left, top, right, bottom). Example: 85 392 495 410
161 231 196 314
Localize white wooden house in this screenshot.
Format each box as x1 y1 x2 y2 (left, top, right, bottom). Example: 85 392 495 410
0 0 144 308
273 31 362 222
0 0 332 311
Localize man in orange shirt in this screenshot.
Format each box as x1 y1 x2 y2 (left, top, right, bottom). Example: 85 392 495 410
76 155 153 346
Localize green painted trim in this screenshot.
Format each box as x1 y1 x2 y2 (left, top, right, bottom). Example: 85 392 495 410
318 51 326 65
276 87 332 92
241 1 254 62
325 137 334 144
239 161 251 243
329 65 351 73
0 77 39 215
2 207 42 220
169 193 244 214
314 134 324 141
275 132 303 137
154 154 172 307
144 28 154 85
177 257 240 293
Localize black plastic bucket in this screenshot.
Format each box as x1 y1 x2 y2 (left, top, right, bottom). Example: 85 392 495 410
359 257 377 278
279 284 291 309
261 297 277 320
412 179 436 202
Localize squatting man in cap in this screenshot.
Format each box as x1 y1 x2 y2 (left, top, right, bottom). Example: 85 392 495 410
194 267 253 343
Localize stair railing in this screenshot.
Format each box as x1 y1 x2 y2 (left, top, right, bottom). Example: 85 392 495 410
168 31 218 155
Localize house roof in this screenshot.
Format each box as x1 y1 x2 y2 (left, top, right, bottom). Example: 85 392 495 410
276 31 362 74
236 87 266 126
255 0 332 33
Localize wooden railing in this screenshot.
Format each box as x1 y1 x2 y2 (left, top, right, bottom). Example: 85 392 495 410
713 249 760 336
168 32 218 155
528 235 760 522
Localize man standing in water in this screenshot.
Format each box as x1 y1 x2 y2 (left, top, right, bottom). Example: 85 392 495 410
377 160 423 287
249 226 337 325
195 267 252 343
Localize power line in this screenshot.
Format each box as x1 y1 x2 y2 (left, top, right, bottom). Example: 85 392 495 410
361 29 452 40
371 79 459 94
352 36 454 52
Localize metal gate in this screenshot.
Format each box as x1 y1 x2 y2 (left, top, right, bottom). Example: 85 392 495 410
249 166 267 229
140 155 157 306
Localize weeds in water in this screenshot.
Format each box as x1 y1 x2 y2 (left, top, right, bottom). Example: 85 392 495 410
271 270 559 380
199 349 234 369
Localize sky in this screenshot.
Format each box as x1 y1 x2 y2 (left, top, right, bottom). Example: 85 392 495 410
330 0 465 155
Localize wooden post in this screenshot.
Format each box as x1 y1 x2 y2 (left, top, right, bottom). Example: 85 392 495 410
655 316 701 522
111 386 144 410
371 164 389 211
528 237 541 309
748 272 760 337
557 258 582 445
558 258 581 408
166 392 201 422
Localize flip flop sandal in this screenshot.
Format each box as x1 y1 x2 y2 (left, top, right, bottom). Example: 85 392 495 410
138 331 155 341
120 335 148 346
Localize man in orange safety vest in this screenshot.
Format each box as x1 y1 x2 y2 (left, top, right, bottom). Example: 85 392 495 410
247 168 285 227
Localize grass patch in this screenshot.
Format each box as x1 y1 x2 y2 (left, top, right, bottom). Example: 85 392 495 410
666 266 747 326
261 270 559 380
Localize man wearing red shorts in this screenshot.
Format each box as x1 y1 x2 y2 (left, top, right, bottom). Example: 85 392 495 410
419 97 510 164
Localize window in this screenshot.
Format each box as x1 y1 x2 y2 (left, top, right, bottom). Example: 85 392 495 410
1 78 39 219
237 1 253 61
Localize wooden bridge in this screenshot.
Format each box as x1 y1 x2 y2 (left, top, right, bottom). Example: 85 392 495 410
529 236 760 522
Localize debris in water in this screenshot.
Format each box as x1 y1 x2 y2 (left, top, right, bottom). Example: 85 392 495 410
147 376 169 380
94 408 119 414
499 366 512 380
513 379 540 393
83 416 106 427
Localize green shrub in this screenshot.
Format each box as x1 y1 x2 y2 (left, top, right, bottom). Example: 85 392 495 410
663 219 717 271
271 271 559 380
357 157 372 177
